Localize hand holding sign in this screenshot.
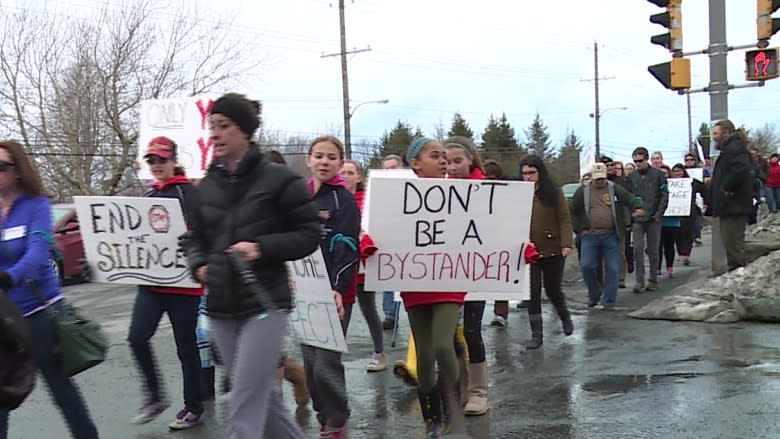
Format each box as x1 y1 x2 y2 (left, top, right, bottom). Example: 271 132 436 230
229 241 261 262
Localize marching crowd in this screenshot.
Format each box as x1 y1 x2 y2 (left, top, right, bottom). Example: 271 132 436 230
0 94 759 439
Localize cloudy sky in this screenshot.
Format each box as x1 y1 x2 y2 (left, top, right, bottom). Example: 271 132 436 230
32 0 780 164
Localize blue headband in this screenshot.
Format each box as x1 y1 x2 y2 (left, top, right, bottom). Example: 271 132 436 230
406 137 435 163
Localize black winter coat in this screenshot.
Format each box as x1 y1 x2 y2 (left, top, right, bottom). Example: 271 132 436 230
626 166 669 222
310 181 360 295
187 146 321 318
710 133 753 218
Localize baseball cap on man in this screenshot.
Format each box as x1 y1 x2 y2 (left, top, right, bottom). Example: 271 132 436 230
591 163 608 179
144 136 177 159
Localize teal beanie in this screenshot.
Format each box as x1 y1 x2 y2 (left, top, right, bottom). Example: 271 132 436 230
405 137 435 164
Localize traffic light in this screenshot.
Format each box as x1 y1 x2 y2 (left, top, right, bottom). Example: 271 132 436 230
649 0 683 53
745 47 780 80
758 0 780 47
648 57 691 90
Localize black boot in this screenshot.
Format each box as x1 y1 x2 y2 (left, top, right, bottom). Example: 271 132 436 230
418 385 444 438
557 307 574 336
200 366 215 401
525 313 543 350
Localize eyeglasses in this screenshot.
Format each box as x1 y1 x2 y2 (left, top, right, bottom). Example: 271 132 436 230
685 158 696 161
0 161 16 172
522 170 538 176
633 158 646 164
145 157 170 165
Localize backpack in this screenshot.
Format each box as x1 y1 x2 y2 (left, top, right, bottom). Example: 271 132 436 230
0 292 36 410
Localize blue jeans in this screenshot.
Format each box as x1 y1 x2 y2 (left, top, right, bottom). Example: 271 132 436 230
127 287 203 415
580 231 620 307
382 291 399 320
767 187 780 213
0 301 99 439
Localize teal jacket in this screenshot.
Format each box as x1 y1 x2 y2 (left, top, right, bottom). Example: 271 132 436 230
570 181 643 235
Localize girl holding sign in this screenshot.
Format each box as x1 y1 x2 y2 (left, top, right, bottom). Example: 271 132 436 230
403 137 467 437
104 136 208 430
657 165 681 278
305 136 360 438
339 160 387 372
444 136 490 417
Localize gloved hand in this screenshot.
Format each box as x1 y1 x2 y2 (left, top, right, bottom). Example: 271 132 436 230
178 231 192 256
0 271 14 290
78 258 92 282
524 242 541 264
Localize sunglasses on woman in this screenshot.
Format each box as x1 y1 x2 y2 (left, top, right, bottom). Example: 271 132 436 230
0 161 16 172
145 157 170 165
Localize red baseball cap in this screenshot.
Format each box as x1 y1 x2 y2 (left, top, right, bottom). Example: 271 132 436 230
144 136 177 159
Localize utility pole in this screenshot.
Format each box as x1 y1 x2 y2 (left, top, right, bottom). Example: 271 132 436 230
687 93 693 152
320 0 371 159
582 41 615 161
594 42 601 160
709 0 728 275
337 0 351 159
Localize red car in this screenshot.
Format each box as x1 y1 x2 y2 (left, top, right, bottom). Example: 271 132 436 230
52 203 84 282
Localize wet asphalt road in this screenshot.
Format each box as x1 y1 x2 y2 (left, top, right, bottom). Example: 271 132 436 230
9 232 780 439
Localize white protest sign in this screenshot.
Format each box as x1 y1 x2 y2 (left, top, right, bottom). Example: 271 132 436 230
395 288 530 302
687 168 703 182
365 177 534 293
287 249 348 353
580 144 596 177
137 96 215 180
663 178 693 216
686 168 705 210
74 196 198 288
361 168 417 233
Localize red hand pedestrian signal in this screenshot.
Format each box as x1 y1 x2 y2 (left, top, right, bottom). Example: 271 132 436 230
745 47 780 80
755 51 771 75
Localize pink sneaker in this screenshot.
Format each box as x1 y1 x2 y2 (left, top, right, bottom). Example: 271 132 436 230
320 423 348 439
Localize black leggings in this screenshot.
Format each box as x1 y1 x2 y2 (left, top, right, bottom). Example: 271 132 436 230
463 301 485 364
678 216 696 257
527 256 567 315
658 226 679 270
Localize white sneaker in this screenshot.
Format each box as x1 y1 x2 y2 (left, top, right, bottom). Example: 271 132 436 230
366 352 387 372
490 316 507 327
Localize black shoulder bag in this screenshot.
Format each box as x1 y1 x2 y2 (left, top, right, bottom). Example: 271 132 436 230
0 232 108 377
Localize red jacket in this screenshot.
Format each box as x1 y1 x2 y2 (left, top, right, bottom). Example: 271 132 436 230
148 175 204 297
768 162 780 189
355 190 377 286
400 169 485 308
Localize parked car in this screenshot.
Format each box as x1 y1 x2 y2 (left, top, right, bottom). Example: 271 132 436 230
52 203 84 282
562 182 580 201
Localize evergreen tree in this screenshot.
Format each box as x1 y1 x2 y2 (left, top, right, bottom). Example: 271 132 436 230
367 120 424 167
524 113 554 163
448 112 474 139
480 113 523 177
551 130 583 184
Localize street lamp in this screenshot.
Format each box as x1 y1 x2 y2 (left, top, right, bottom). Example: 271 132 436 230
344 99 389 159
589 106 627 159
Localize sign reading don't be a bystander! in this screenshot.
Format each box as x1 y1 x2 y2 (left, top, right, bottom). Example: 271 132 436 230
74 196 198 288
365 176 534 294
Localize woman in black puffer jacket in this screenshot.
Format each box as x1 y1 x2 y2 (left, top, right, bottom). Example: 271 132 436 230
186 93 320 439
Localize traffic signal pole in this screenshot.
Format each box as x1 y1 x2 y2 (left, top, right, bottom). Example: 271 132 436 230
708 0 729 275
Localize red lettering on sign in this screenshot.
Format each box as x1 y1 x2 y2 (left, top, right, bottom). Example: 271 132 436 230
196 137 213 170
196 99 214 130
374 250 513 283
